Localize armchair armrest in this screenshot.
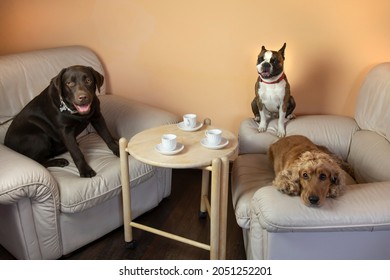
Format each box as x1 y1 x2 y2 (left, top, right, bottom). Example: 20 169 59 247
0 144 61 259
239 115 359 160
99 95 180 140
0 145 59 205
251 181 390 233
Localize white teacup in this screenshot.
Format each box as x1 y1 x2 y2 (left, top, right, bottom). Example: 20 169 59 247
183 113 197 128
161 134 177 151
205 129 222 146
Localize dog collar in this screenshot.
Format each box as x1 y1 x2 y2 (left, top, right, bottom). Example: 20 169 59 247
260 72 285 84
59 96 78 114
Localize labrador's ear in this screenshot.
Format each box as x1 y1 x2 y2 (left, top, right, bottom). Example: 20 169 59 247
88 67 104 93
51 68 67 95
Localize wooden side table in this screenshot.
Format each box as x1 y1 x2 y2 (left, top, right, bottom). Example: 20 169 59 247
119 122 238 259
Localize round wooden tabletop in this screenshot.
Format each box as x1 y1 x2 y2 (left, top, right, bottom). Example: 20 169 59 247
127 123 238 169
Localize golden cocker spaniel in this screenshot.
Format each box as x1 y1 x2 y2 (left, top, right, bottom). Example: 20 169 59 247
269 135 353 207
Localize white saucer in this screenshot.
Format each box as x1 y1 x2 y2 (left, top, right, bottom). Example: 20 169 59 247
177 121 203 132
155 142 184 155
200 137 229 149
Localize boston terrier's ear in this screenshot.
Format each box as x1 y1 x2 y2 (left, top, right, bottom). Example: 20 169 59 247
258 45 267 58
279 43 286 60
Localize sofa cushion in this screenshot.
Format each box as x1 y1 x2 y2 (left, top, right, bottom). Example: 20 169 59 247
49 133 154 213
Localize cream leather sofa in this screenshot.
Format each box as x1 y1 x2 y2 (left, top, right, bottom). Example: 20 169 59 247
232 62 390 259
0 46 180 259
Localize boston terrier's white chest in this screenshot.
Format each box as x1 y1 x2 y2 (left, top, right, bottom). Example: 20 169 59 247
258 80 287 112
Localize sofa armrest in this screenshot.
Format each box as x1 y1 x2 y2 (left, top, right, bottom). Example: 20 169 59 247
0 144 61 259
239 115 359 160
251 181 390 233
99 95 180 140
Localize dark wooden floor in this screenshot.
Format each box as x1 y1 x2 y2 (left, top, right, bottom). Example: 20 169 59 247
0 169 246 260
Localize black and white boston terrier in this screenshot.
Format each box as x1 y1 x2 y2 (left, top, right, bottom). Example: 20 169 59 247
251 43 295 137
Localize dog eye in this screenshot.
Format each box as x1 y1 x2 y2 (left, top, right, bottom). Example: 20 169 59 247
302 172 309 180
85 78 92 85
66 81 75 87
319 173 327 181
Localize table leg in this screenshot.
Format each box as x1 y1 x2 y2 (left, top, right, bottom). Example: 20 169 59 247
219 156 229 260
119 138 135 248
199 169 210 218
210 158 221 260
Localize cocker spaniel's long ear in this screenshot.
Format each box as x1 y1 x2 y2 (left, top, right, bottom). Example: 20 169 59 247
328 168 345 198
273 168 301 196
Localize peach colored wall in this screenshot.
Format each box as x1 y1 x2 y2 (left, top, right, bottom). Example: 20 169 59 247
0 0 389 133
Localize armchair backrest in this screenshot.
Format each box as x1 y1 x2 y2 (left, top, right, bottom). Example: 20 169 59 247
348 62 390 183
355 62 390 142
0 46 106 126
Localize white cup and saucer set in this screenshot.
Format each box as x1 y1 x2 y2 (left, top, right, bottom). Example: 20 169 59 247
155 133 184 155
155 113 229 155
177 113 203 132
200 128 229 150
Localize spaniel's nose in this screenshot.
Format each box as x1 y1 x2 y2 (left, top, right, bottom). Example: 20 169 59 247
309 195 320 205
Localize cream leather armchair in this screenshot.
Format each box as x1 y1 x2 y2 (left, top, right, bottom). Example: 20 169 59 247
231 62 390 259
0 46 180 259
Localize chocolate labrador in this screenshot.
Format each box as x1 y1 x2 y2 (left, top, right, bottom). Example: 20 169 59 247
4 65 119 177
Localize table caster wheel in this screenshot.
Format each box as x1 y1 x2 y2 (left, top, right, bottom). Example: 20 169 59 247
125 240 137 249
198 211 207 219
